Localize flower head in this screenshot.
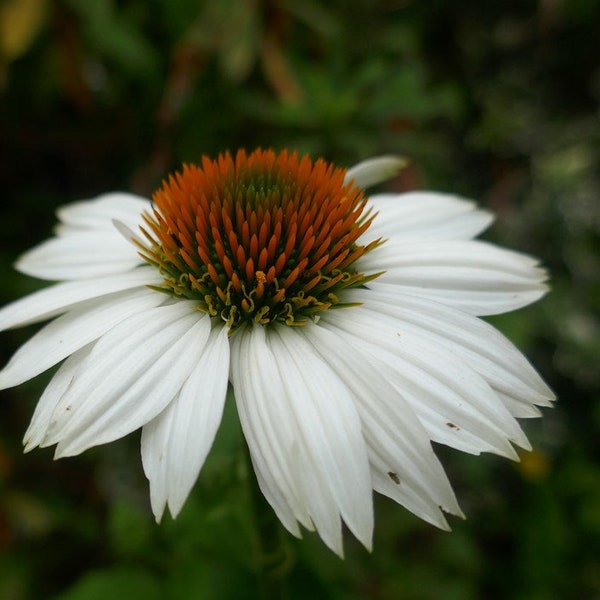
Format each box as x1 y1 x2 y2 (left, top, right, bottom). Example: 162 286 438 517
0 148 554 555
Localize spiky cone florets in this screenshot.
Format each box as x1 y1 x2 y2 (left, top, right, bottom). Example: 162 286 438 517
138 148 382 329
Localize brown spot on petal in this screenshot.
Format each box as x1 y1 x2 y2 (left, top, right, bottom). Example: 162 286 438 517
388 471 401 485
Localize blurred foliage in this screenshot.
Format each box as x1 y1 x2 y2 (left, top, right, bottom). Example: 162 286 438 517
1 0 599 598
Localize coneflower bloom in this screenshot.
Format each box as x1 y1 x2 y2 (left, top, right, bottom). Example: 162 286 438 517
0 149 554 555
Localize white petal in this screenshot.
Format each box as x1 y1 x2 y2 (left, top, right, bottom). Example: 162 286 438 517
231 324 375 554
230 325 308 538
302 323 462 528
0 267 162 331
0 288 164 390
141 324 230 521
23 345 93 452
44 302 209 456
496 391 543 418
360 240 549 315
112 219 146 249
16 231 142 280
370 461 453 529
344 288 555 415
323 308 528 458
365 192 494 241
344 156 407 189
269 326 374 553
55 193 150 234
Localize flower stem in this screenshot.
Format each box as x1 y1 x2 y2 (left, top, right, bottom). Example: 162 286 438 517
244 443 293 600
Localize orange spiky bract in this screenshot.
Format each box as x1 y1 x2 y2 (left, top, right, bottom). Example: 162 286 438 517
138 148 382 328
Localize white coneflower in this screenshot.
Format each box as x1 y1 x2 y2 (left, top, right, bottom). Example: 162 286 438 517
0 148 554 556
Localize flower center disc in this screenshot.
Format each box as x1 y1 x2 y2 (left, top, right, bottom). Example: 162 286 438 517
139 148 381 328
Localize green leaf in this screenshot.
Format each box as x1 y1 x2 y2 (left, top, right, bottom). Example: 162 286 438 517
53 568 162 600
107 501 153 558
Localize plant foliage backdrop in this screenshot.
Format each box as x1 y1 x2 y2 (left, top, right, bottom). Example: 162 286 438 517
0 1 599 598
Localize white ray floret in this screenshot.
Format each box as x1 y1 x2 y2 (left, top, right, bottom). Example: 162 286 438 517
360 239 548 315
230 324 375 555
0 288 163 389
366 192 494 240
0 266 161 333
142 324 230 520
54 192 150 234
302 322 463 528
344 155 408 189
47 303 209 457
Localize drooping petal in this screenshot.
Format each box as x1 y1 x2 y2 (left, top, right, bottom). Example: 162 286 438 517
16 231 143 280
360 239 548 315
322 308 529 459
44 302 210 457
230 325 310 538
344 288 555 417
269 326 374 553
0 288 164 390
141 324 230 521
0 267 162 332
303 322 463 529
344 156 407 189
16 193 149 279
365 192 494 241
23 345 94 452
230 324 374 555
54 193 150 234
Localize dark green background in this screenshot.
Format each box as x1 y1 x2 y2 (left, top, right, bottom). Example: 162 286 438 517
1 1 599 598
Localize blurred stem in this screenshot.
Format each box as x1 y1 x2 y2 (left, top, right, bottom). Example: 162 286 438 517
244 443 293 600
